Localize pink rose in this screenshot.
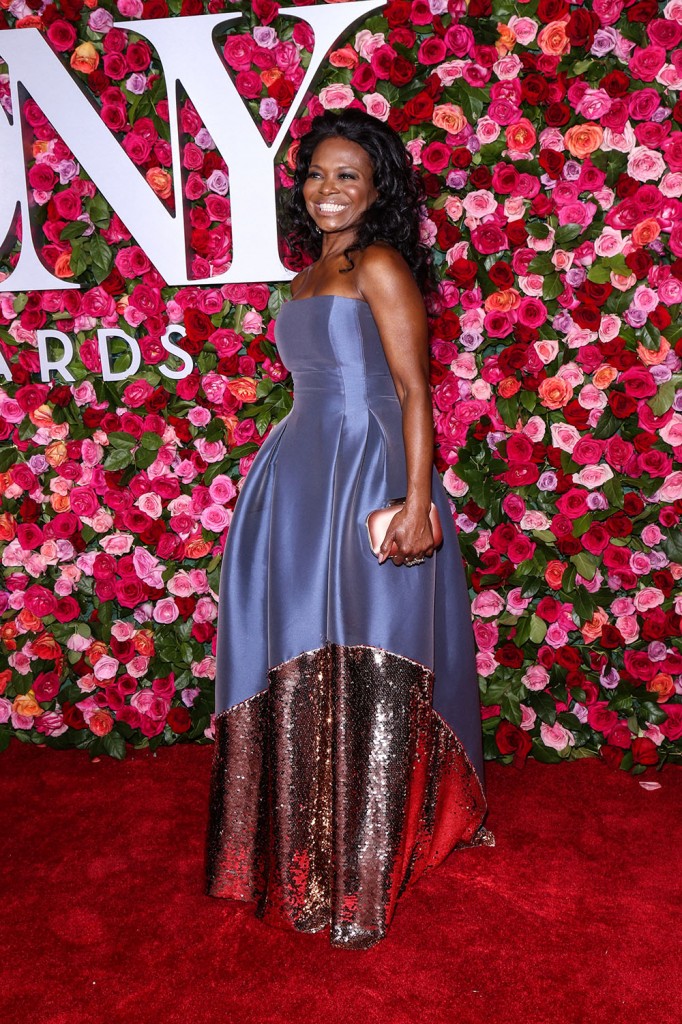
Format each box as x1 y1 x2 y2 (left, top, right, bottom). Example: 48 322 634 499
471 592 505 618
540 721 574 751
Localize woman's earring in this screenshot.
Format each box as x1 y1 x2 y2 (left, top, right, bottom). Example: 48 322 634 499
313 224 321 234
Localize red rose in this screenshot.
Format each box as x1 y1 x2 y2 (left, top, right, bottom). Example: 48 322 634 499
62 701 86 730
573 303 601 330
506 220 528 247
599 744 625 769
167 707 192 733
469 166 492 189
567 9 599 47
495 721 532 767
448 258 478 287
521 74 548 105
488 261 515 288
404 92 434 123
184 307 213 342
631 737 660 766
555 646 582 670
389 55 415 87
600 70 630 97
496 643 525 668
539 148 565 178
544 103 571 127
608 393 638 418
537 0 568 21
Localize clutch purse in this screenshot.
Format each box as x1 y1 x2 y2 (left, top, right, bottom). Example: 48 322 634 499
365 497 443 558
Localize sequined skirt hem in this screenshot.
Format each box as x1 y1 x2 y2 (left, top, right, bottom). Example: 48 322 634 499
205 643 492 950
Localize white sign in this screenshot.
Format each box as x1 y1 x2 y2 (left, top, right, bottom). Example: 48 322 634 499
0 1 384 293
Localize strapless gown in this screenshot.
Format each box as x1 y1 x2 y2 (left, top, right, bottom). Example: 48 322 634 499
205 295 493 949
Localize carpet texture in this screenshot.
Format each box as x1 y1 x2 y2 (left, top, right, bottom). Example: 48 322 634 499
1 741 680 1024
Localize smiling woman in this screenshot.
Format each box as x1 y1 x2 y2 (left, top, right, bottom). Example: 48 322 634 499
205 109 493 951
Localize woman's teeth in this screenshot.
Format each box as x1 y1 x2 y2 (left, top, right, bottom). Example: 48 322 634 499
318 203 346 213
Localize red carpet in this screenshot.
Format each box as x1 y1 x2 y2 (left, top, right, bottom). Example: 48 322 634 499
1 741 680 1024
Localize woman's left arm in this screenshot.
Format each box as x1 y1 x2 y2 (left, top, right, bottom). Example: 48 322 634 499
358 246 436 567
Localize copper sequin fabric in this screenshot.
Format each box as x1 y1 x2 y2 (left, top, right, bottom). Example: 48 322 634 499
206 644 492 950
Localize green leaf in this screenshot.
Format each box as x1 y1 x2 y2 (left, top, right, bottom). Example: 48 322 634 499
529 691 557 726
542 273 564 300
526 221 550 240
572 587 595 622
108 431 137 449
570 551 598 582
104 448 133 471
529 614 547 644
102 730 127 761
592 410 621 440
139 431 164 451
0 447 17 472
662 528 682 563
496 394 519 429
501 690 522 726
528 253 555 275
60 221 89 241
602 474 624 509
555 223 584 246
135 446 159 470
648 380 676 417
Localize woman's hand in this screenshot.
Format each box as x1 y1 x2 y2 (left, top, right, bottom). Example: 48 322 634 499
378 502 435 567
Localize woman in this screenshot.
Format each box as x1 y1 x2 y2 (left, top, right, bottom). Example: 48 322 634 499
206 109 493 950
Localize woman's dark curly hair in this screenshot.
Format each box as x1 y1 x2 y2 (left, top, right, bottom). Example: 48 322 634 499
281 109 437 296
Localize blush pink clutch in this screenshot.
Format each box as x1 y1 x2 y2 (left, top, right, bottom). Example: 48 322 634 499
365 498 443 558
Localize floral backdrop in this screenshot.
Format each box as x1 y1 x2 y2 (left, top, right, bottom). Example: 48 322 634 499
1 0 682 773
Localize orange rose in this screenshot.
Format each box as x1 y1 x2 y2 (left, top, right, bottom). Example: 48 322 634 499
70 42 100 75
646 672 675 702
538 376 573 409
505 119 537 154
227 378 258 403
12 692 43 717
286 140 300 172
432 103 467 135
185 535 213 559
485 289 520 313
31 632 61 659
261 67 282 88
496 23 516 54
581 607 608 643
88 640 108 665
16 14 42 27
592 365 618 390
146 168 172 200
564 123 603 159
88 710 114 736
0 622 18 649
45 441 68 468
30 405 55 428
637 337 670 366
544 560 566 590
18 608 43 633
329 44 359 68
50 494 71 514
0 513 16 542
537 21 570 56
632 218 661 248
498 376 521 398
0 472 11 493
54 252 74 279
134 629 155 656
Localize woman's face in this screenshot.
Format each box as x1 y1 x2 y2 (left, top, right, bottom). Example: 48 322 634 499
302 136 378 238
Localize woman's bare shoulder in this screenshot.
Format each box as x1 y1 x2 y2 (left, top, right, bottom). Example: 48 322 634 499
356 243 418 303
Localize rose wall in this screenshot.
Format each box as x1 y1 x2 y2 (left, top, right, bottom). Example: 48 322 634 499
1 0 682 772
